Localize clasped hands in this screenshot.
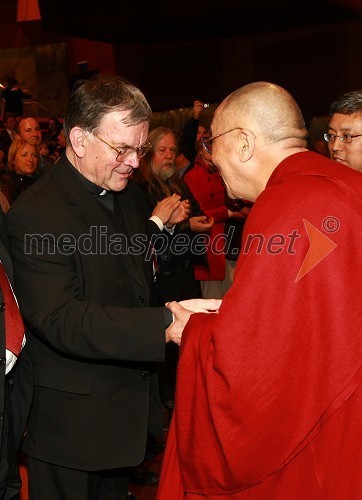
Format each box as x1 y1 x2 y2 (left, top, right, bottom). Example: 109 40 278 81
152 194 191 227
166 298 222 345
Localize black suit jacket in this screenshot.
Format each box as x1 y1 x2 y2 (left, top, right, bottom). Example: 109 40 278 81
0 130 12 166
6 155 167 471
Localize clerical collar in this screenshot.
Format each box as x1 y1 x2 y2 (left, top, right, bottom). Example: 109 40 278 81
70 161 109 196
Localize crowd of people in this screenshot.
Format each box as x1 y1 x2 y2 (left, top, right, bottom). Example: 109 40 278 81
0 73 360 499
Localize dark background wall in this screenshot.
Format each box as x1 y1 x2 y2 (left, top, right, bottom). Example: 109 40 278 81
1 0 362 127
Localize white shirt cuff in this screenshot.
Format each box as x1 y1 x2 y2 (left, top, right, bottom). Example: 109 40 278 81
149 215 164 231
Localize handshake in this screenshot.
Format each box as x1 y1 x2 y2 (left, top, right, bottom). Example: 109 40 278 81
165 298 221 345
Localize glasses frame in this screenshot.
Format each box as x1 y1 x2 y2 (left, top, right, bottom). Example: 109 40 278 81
95 134 152 161
323 132 362 144
201 127 245 154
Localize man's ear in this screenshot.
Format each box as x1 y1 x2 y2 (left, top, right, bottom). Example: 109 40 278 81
69 127 87 157
238 130 255 162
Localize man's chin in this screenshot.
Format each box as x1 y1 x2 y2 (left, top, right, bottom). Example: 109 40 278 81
111 178 129 192
160 166 175 181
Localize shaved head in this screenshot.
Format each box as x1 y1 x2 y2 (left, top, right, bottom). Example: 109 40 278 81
215 82 307 144
210 82 308 201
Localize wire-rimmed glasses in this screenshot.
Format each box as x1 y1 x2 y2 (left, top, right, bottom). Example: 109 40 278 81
95 134 152 161
323 132 362 144
201 127 245 154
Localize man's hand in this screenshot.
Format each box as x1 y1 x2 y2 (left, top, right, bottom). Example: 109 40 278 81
168 199 191 226
179 298 221 313
228 206 251 220
152 194 181 225
165 299 221 345
189 215 214 232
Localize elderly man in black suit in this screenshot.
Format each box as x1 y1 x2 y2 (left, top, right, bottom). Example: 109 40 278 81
5 74 193 499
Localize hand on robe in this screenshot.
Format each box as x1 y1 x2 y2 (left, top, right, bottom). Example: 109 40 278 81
165 299 221 345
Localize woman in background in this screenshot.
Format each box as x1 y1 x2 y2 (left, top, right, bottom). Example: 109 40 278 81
0 139 40 205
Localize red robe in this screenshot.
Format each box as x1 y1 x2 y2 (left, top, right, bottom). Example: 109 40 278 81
158 152 362 499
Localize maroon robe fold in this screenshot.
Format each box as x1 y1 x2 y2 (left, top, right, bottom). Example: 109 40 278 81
158 152 362 499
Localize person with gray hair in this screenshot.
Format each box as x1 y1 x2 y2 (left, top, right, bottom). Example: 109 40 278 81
158 82 362 499
6 73 190 499
324 89 362 172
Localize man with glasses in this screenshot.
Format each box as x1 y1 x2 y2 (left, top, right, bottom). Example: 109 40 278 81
5 74 192 499
158 82 361 498
324 89 362 172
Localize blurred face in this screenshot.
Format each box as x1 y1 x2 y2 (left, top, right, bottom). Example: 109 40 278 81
18 118 42 146
196 125 207 149
151 133 177 181
39 143 49 156
4 116 17 131
48 119 57 132
57 130 67 148
327 112 362 172
14 144 39 176
79 111 149 191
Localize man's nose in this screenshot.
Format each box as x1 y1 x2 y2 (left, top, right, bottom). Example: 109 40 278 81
126 151 140 168
330 139 342 151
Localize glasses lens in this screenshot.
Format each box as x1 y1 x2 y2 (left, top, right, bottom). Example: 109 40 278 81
202 138 212 154
116 149 128 161
137 143 152 159
340 134 352 143
116 143 152 161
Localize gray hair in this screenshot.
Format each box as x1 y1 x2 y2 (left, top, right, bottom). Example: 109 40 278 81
329 90 362 116
63 74 152 140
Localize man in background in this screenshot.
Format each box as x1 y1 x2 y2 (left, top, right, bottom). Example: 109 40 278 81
176 100 208 177
1 77 31 118
324 89 362 172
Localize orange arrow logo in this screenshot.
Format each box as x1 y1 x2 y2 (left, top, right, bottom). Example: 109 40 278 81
295 219 337 282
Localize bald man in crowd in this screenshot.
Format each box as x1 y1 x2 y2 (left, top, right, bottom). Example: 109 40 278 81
325 89 362 172
157 82 362 499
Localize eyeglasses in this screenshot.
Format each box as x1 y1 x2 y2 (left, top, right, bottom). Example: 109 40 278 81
323 132 362 144
201 127 244 154
95 134 152 161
